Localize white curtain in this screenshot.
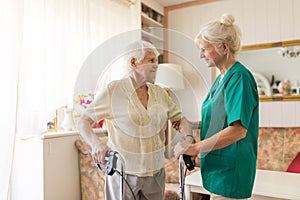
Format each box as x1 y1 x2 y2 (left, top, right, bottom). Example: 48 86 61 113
0 0 139 198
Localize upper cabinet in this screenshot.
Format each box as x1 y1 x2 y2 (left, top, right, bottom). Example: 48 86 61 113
166 0 300 46
141 0 164 60
242 0 300 45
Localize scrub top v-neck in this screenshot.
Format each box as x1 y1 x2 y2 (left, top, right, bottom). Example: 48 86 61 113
200 62 259 198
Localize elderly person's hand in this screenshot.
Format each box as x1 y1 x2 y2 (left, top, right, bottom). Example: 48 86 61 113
172 117 193 134
91 141 111 166
174 135 198 159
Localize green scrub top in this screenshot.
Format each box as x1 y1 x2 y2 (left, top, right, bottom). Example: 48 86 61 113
200 62 259 198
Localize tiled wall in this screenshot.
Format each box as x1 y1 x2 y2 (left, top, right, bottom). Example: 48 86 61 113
257 127 300 171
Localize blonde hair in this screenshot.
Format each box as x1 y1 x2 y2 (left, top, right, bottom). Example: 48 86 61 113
195 13 242 58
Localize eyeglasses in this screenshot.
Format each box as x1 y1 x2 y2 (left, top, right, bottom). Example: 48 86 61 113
199 43 222 54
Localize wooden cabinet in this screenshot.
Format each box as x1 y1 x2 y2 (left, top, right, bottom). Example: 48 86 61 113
141 0 164 60
13 132 81 200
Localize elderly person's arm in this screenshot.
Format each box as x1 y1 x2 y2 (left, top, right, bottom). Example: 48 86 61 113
172 117 201 135
77 114 110 164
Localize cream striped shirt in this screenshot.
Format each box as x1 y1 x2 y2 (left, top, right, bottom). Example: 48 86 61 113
85 77 181 176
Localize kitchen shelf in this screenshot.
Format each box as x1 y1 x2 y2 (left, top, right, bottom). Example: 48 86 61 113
259 95 300 102
141 30 163 42
242 39 300 51
140 0 164 62
141 12 163 28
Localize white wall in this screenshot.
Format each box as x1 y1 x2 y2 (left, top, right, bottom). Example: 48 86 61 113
164 30 211 122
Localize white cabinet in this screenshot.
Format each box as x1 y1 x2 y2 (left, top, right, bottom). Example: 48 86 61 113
296 101 300 124
293 0 300 39
279 0 294 41
259 101 300 127
243 0 298 44
167 0 300 46
13 132 81 200
185 169 300 200
238 1 256 45
242 0 298 44
265 0 281 43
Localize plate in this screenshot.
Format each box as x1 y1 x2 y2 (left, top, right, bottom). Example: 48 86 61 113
252 72 272 96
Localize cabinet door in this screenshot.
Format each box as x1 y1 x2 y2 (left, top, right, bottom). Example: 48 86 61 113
259 102 269 127
294 0 300 39
260 101 299 127
43 134 81 200
259 102 281 127
281 102 296 127
266 0 281 43
296 102 300 126
254 0 268 44
279 0 294 41
242 0 256 45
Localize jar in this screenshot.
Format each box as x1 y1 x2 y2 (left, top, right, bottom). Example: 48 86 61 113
61 108 75 131
278 80 291 95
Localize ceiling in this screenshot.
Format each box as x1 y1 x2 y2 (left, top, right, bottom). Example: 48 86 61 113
154 0 198 7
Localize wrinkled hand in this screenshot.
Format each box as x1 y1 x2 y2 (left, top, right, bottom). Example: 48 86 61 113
91 142 110 165
174 137 197 159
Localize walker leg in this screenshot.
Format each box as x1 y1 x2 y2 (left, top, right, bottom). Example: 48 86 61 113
120 173 123 200
179 155 185 200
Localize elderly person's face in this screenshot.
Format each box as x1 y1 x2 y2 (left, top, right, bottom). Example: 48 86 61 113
198 39 226 68
132 50 158 83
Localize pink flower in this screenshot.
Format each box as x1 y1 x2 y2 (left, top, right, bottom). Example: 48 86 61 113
80 98 85 105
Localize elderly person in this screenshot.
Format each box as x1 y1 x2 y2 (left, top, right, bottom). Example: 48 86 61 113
174 13 259 200
78 40 181 200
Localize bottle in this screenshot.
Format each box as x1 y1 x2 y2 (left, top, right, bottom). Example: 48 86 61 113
271 81 279 95
294 81 300 95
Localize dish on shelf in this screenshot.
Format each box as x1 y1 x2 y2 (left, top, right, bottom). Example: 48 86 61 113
252 72 272 96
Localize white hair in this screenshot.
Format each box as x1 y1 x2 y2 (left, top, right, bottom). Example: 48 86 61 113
124 40 159 67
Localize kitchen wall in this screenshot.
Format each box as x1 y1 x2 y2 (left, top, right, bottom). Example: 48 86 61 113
166 0 300 96
164 0 300 176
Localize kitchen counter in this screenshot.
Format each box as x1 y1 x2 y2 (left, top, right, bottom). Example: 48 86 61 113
185 169 300 200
